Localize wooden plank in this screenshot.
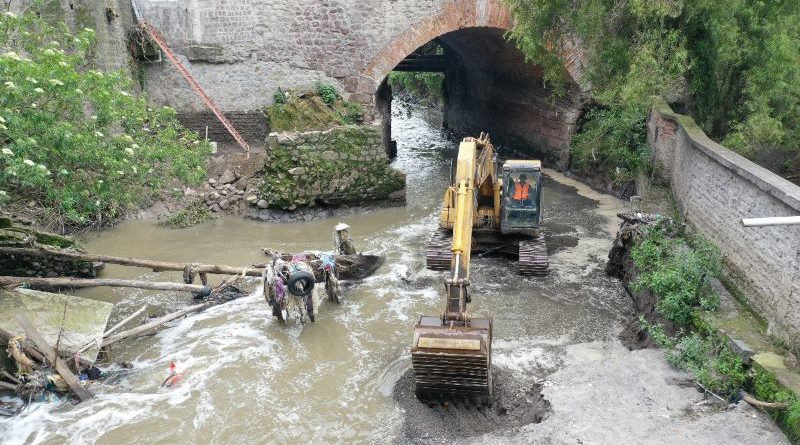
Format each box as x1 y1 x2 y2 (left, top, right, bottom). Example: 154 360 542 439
0 246 263 277
0 276 211 294
15 314 94 401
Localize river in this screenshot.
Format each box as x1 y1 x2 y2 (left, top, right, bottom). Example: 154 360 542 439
1 103 788 445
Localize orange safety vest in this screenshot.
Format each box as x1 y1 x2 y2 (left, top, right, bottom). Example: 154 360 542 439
513 182 530 200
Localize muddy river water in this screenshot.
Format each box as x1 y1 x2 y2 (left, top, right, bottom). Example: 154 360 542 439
1 105 789 444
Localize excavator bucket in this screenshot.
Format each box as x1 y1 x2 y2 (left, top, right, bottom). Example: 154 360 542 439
411 316 493 405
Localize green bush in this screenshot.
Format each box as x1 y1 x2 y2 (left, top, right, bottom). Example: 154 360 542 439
643 321 747 399
503 0 800 179
387 72 445 106
315 83 339 106
273 88 287 105
631 224 722 325
0 10 210 227
266 89 363 132
571 105 650 184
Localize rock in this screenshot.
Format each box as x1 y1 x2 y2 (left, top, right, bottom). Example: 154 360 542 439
257 199 269 209
46 271 58 278
321 151 337 161
728 337 754 365
288 167 305 176
236 189 245 195
208 178 217 185
389 188 406 201
246 195 258 203
210 204 221 213
184 187 196 196
220 189 228 196
218 199 230 210
218 169 237 184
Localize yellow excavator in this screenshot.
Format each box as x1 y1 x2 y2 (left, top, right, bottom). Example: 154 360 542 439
426 134 548 276
412 134 547 404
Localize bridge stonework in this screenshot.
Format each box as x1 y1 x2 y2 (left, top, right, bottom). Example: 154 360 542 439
136 0 588 166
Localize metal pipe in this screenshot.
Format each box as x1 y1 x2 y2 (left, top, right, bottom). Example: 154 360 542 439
741 216 800 227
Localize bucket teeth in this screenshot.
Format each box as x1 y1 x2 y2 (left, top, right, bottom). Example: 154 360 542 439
412 318 493 405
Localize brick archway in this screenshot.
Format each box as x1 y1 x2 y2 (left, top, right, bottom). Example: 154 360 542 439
350 0 588 97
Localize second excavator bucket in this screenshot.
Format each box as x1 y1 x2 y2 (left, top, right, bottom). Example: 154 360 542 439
411 316 493 405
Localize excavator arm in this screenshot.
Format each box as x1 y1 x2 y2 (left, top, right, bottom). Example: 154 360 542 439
444 141 477 321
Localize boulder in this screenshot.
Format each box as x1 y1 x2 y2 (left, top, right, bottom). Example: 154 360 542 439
257 199 269 209
218 199 230 210
288 167 305 176
218 169 237 184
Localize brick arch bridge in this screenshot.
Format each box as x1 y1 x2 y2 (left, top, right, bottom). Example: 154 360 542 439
137 0 588 167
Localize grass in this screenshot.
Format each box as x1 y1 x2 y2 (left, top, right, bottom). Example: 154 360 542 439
160 201 213 229
266 86 363 132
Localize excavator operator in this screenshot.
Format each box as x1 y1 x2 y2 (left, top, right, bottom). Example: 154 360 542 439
512 174 531 207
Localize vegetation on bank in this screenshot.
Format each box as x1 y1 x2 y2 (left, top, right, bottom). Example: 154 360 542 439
503 0 800 183
160 200 213 229
266 84 363 133
387 72 445 107
630 220 800 439
0 9 211 229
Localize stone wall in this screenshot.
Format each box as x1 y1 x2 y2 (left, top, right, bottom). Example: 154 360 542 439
34 0 135 75
135 0 589 166
648 99 800 352
259 125 405 209
0 220 96 278
177 110 268 146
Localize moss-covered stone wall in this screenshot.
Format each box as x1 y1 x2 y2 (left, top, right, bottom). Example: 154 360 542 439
259 125 405 209
0 220 96 278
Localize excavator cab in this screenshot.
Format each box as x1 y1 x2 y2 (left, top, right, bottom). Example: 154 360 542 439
501 160 543 234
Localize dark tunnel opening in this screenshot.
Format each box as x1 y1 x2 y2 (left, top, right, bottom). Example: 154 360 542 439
376 27 583 169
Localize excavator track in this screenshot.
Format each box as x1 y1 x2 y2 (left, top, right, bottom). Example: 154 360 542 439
518 236 548 277
425 228 452 270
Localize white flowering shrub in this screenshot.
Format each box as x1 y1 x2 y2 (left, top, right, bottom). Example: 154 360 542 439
0 10 211 226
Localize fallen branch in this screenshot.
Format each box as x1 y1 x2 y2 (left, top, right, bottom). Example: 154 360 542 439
76 306 147 355
101 301 213 348
1 369 20 384
0 276 212 295
0 246 263 277
15 314 93 401
743 392 790 410
0 381 17 391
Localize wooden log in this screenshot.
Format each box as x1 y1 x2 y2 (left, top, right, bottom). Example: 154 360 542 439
101 301 213 348
0 246 263 277
743 392 790 410
76 306 147 355
0 381 17 391
15 314 94 401
1 369 20 384
0 276 212 295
